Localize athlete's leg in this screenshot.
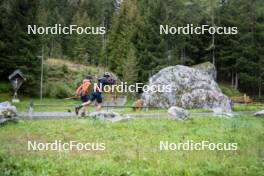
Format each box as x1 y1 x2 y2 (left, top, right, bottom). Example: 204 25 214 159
96 103 102 111
95 92 103 111
76 93 95 115
82 100 92 107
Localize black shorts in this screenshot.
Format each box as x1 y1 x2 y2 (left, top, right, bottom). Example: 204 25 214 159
90 92 102 103
81 95 88 103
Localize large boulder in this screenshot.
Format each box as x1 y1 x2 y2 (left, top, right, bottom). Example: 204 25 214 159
193 62 217 80
142 62 232 112
0 101 17 124
168 106 189 120
254 110 264 117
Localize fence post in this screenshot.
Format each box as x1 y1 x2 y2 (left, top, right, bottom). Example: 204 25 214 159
107 102 109 112
28 100 34 118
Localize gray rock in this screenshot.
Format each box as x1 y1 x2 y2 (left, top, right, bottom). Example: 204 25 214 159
254 110 264 117
212 108 234 118
89 111 128 122
193 62 217 80
0 101 17 124
0 102 17 118
168 106 189 120
142 62 233 113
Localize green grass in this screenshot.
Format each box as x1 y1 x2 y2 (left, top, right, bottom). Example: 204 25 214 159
0 82 11 93
219 83 242 97
0 94 80 112
0 93 12 102
188 108 213 113
233 104 264 112
0 93 177 114
0 116 263 175
0 93 124 113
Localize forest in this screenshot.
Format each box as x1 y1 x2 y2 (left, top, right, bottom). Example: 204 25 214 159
0 0 264 96
1 1 264 175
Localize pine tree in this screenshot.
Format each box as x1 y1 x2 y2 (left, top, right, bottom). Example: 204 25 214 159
133 0 167 82
122 46 139 84
107 0 141 78
0 0 7 77
69 9 101 64
255 0 264 97
2 0 41 95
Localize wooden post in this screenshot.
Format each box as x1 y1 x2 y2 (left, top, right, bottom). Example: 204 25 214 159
28 100 34 118
40 46 44 100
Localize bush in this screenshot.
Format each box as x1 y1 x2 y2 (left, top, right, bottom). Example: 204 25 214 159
62 64 69 73
0 82 11 93
44 82 73 98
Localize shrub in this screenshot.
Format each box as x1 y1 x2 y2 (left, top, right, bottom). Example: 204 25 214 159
0 82 11 93
62 64 69 73
44 82 73 98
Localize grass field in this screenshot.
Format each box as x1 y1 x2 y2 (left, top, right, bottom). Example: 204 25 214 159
0 116 264 176
1 92 264 175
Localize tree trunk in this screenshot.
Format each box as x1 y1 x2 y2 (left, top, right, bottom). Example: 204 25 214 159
50 39 54 57
235 72 238 90
181 48 185 62
231 69 234 87
259 76 262 98
211 0 215 66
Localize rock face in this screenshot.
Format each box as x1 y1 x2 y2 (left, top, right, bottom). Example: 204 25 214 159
168 106 189 120
0 101 17 124
142 62 232 112
254 110 264 117
89 111 127 122
193 62 217 80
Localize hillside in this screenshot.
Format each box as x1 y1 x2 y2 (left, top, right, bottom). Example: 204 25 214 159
1 59 242 100
43 58 115 98
219 83 242 97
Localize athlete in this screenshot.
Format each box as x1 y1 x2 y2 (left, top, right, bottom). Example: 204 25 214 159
75 72 115 115
75 76 93 116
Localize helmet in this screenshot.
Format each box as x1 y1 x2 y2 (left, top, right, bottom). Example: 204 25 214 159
103 72 111 78
85 75 93 81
